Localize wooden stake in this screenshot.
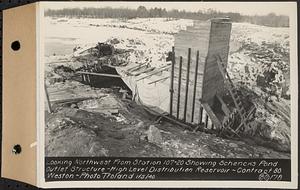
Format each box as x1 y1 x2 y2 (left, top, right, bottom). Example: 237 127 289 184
199 105 203 124
191 50 199 122
176 57 183 119
84 61 90 84
169 46 175 117
81 74 84 83
205 114 209 128
183 48 191 122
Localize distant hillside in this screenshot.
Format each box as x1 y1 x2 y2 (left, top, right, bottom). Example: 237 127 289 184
45 7 289 27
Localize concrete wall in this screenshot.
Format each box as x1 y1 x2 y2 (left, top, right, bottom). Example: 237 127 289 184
202 20 232 105
172 18 231 125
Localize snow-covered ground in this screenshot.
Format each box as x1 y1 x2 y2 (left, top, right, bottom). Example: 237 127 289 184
44 17 291 152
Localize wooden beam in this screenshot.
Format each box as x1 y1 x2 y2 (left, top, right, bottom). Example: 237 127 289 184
232 106 256 136
199 105 203 124
137 65 171 81
76 71 121 78
191 50 199 122
176 57 183 119
169 46 175 116
202 103 222 128
132 67 155 76
205 114 209 128
81 73 85 83
126 63 147 73
148 76 170 85
160 114 193 131
183 48 191 122
84 61 91 84
45 60 72 64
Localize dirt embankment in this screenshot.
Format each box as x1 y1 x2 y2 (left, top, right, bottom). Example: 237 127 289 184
45 80 290 158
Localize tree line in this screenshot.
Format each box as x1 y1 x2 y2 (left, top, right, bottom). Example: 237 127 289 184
45 6 289 27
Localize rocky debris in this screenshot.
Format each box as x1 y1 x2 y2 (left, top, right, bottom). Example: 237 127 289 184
46 72 65 85
45 115 97 157
53 65 75 80
108 38 120 45
95 42 115 57
146 125 163 146
45 92 290 158
227 34 291 152
229 142 239 148
229 31 289 100
256 120 290 152
46 117 77 135
77 95 121 115
89 142 109 157
136 121 145 129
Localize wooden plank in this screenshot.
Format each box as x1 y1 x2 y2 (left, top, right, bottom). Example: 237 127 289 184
132 67 155 76
51 97 97 105
148 76 170 85
126 63 147 72
76 71 121 78
191 50 199 122
202 103 222 128
137 65 171 81
84 61 91 84
233 106 256 135
199 105 203 124
169 46 175 116
205 114 209 128
183 48 191 122
160 114 193 131
176 57 183 119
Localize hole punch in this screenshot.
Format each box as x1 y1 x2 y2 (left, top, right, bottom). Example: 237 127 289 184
12 144 22 154
11 41 21 51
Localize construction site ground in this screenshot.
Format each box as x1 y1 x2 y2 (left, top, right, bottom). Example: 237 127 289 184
45 17 291 158
45 81 289 158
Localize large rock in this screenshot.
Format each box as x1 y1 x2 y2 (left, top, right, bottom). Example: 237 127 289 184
147 125 163 146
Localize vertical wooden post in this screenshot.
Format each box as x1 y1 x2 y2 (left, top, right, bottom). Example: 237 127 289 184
44 84 52 113
84 60 90 84
199 105 203 124
183 48 191 122
88 61 94 86
176 57 183 119
205 114 209 128
169 46 175 116
82 59 86 83
94 64 97 72
191 50 199 122
81 74 84 83
86 61 91 84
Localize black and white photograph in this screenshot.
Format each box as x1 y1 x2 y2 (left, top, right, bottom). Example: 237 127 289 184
43 2 293 160
37 2 299 187
0 1 297 188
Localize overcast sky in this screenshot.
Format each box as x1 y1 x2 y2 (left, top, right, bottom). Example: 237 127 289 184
44 1 295 16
